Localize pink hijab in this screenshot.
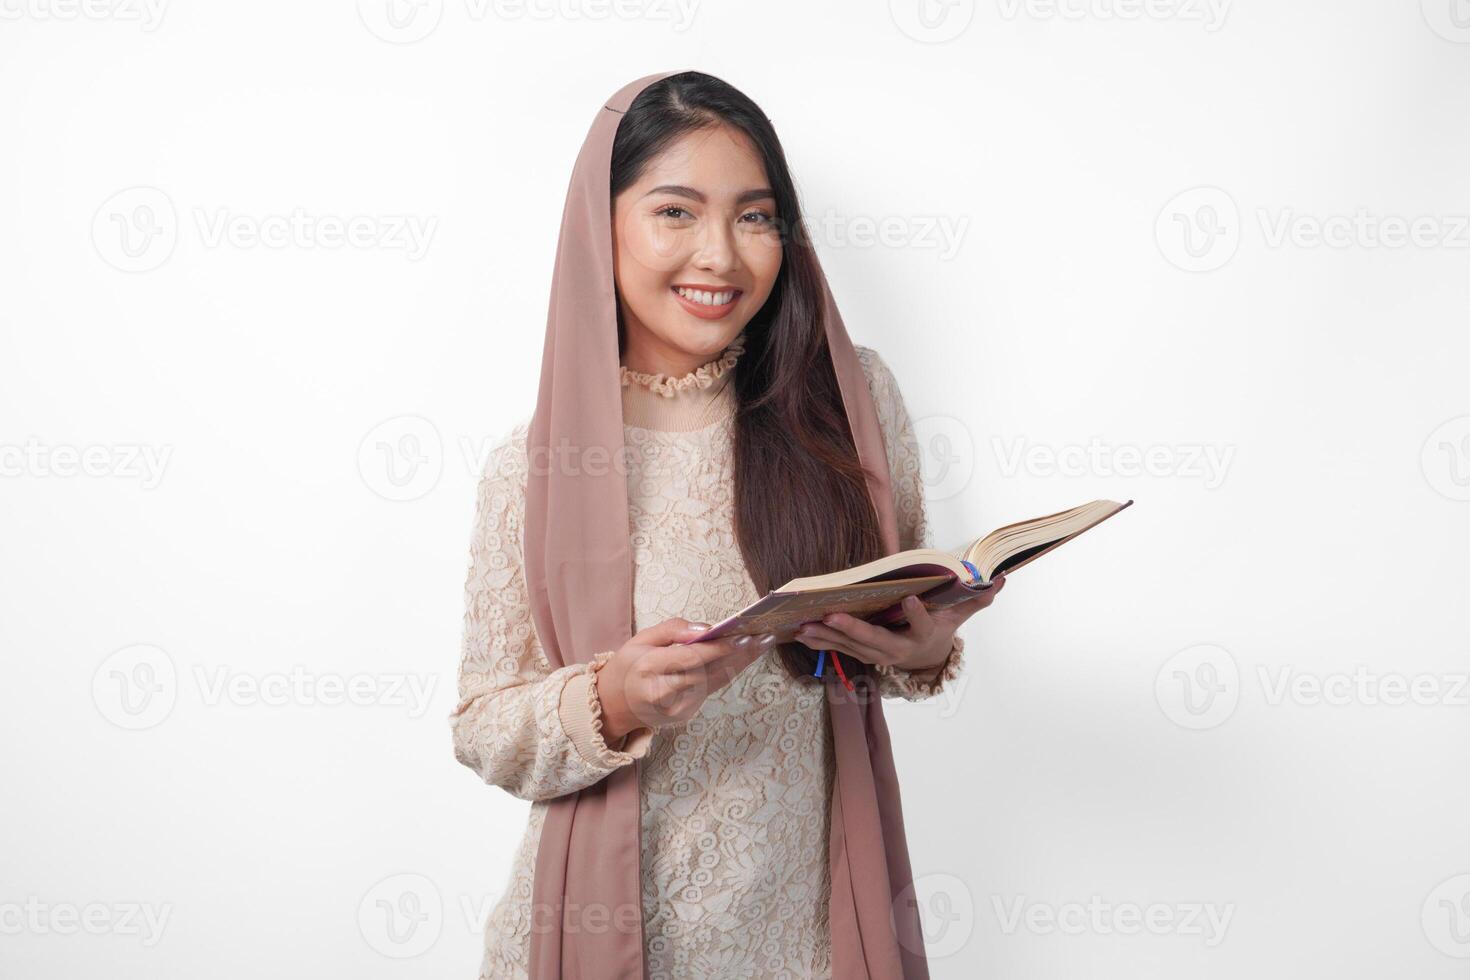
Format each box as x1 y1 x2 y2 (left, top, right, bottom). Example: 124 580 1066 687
522 69 930 979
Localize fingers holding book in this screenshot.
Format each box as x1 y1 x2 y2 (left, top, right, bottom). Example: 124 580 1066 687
595 618 779 742
791 575 1005 672
938 573 1005 624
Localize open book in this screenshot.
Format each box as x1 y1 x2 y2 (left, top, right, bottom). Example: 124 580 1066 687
685 499 1132 643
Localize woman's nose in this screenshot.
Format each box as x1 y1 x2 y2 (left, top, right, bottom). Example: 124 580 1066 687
692 220 741 274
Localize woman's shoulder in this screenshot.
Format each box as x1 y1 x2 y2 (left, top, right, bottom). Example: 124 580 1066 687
852 342 900 393
477 416 532 489
852 342 881 373
850 343 907 423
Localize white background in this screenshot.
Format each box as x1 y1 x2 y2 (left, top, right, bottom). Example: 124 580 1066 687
3 1 1469 977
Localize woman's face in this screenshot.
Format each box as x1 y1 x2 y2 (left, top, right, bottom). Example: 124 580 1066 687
612 124 784 374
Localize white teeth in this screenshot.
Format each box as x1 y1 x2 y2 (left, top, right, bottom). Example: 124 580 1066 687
676 287 735 306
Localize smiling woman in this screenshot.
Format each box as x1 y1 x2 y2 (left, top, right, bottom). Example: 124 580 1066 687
611 127 784 375
450 70 1000 980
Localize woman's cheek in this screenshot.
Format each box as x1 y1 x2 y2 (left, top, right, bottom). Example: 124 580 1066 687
741 240 783 301
620 212 690 275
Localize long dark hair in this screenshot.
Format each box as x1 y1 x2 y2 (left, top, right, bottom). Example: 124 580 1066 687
610 71 884 683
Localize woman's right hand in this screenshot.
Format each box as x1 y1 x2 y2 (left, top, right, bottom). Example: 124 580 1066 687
595 618 777 742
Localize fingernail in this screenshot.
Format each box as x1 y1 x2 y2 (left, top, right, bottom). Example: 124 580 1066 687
686 622 710 631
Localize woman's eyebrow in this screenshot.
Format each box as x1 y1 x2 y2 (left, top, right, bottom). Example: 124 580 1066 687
644 184 776 205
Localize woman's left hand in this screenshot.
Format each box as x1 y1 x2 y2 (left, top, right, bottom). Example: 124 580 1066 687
793 575 1006 673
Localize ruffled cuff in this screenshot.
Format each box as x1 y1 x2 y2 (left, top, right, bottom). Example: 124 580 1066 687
558 650 655 768
874 633 966 701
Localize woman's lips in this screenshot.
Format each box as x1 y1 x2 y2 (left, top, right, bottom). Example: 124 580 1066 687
671 286 741 320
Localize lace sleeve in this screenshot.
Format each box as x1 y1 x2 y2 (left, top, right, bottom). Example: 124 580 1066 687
449 421 655 801
854 346 967 702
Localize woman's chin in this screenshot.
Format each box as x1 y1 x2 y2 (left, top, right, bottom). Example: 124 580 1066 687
658 316 744 353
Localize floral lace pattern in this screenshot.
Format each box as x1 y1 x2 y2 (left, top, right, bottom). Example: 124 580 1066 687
451 346 966 979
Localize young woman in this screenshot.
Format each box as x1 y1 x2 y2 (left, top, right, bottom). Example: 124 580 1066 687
450 70 1004 980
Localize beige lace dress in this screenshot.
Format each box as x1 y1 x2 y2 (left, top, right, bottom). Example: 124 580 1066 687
450 337 966 980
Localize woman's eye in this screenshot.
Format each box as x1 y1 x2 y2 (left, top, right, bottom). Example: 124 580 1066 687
654 206 776 227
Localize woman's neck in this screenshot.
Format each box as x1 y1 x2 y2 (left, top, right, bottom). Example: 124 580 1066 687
620 332 744 432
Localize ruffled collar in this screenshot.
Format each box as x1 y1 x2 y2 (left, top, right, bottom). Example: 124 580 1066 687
619 332 745 398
